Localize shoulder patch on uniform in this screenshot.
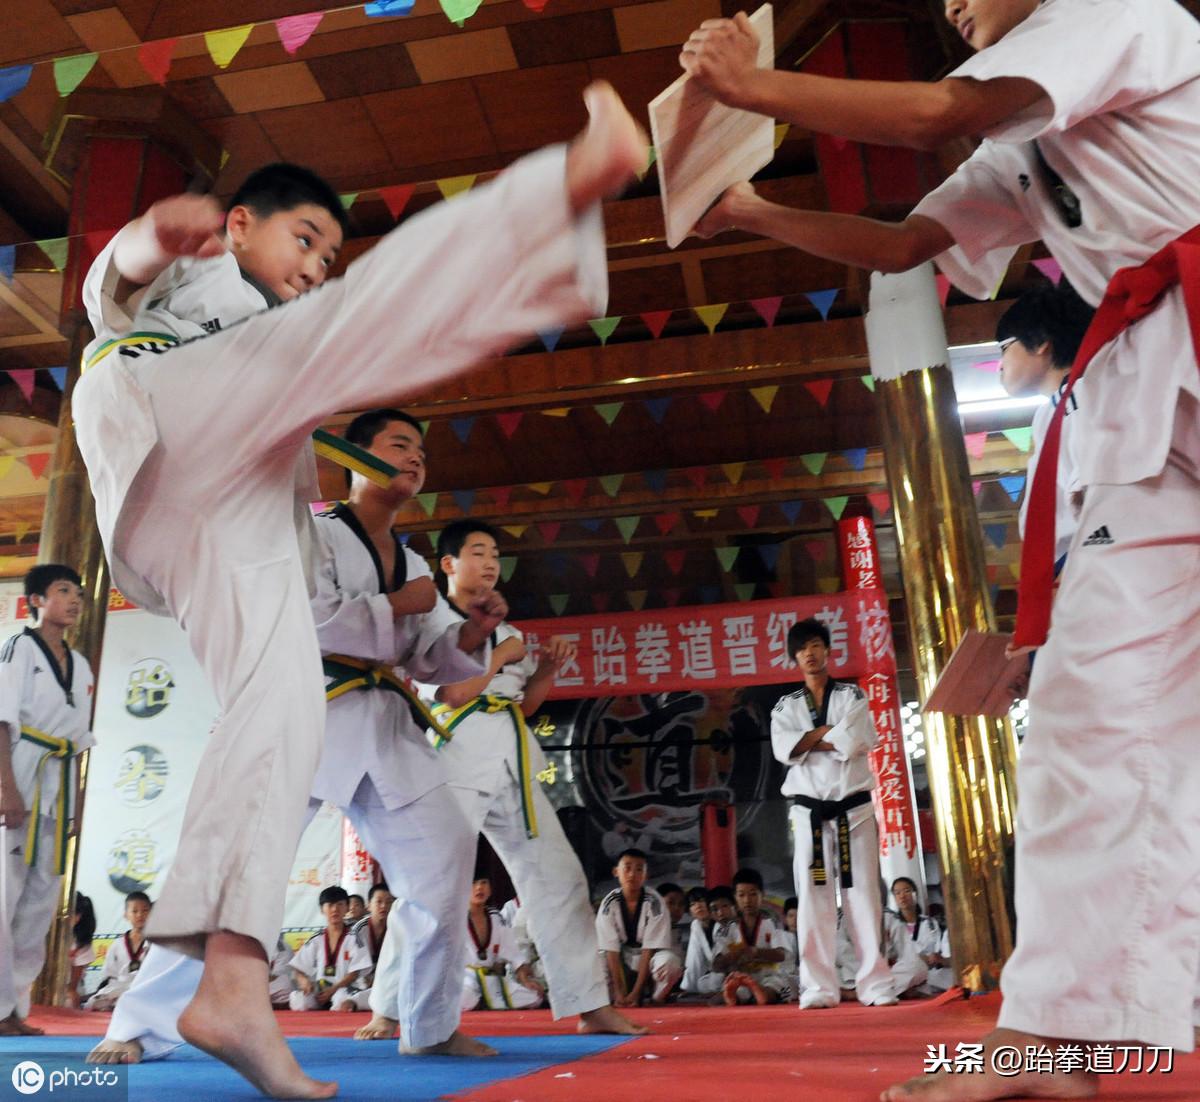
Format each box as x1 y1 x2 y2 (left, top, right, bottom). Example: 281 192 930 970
599 889 622 915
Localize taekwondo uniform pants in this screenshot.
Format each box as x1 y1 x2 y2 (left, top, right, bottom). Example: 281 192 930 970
789 804 894 1008
460 969 543 1012
0 817 62 1018
101 145 607 961
611 947 684 1003
451 777 609 1019
999 395 1200 1052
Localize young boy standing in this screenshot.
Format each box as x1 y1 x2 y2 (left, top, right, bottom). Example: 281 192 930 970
684 1 1200 1095
75 82 646 1097
0 564 94 1036
288 887 370 1012
770 619 895 1010
424 520 643 1036
595 849 683 1007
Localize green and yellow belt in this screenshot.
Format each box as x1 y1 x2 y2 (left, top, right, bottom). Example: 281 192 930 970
86 336 401 490
432 695 540 839
323 654 450 742
19 725 76 876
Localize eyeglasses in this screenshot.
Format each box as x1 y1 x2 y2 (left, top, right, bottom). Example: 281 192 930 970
997 337 1018 354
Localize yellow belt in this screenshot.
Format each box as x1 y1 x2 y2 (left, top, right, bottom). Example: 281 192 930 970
322 654 450 741
18 725 75 876
470 965 514 1009
432 695 540 839
85 337 400 490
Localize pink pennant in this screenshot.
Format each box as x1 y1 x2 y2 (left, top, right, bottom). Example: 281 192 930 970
762 457 786 481
7 370 35 404
496 412 523 438
749 296 782 327
580 553 600 578
23 451 50 479
663 550 686 575
697 391 726 413
653 513 680 535
935 273 951 307
804 540 827 562
563 478 588 505
684 467 707 489
275 12 323 55
640 310 671 338
867 491 892 515
972 480 983 497
538 521 561 543
804 379 834 407
964 432 988 460
491 485 512 509
737 504 760 527
591 592 610 613
137 38 177 84
1033 257 1063 286
378 183 415 221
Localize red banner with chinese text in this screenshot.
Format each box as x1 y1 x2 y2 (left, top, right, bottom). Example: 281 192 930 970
514 589 895 701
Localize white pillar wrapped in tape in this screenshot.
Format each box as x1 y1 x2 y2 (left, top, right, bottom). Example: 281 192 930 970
864 264 951 382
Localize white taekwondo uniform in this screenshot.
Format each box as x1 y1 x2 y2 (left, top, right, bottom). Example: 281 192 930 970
836 910 927 998
594 886 683 1003
460 909 542 1012
0 628 93 1020
712 912 792 1001
681 917 734 995
420 623 609 1020
74 143 608 963
771 680 894 1008
913 0 1200 1050
287 926 372 1011
85 933 151 1012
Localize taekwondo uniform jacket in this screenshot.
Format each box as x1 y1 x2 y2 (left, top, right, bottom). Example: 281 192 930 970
595 887 674 970
291 927 371 990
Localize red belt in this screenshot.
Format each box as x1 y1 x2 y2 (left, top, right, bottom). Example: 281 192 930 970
1013 225 1200 647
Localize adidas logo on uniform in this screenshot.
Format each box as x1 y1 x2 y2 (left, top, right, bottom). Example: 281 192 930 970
1083 526 1114 546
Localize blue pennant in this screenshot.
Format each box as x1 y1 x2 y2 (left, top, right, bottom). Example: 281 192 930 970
0 245 14 282
842 448 867 471
452 489 476 514
804 288 839 321
450 417 475 444
364 0 415 15
644 397 672 423
579 518 603 533
48 367 68 391
759 544 781 571
779 500 804 525
983 523 1008 550
999 475 1026 503
0 66 33 104
700 586 721 604
643 469 667 493
537 327 565 353
546 552 568 576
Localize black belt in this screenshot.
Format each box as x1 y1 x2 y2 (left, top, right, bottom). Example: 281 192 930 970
792 790 873 888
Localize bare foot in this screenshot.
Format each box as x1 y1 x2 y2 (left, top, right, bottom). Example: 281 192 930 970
565 81 649 212
0 1013 43 1037
880 1028 1100 1101
179 931 337 1099
400 1030 497 1057
87 1039 144 1065
722 972 744 1006
354 1015 398 1041
743 977 770 1006
577 1005 648 1035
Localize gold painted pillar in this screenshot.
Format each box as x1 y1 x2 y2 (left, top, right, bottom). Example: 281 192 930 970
32 92 221 1006
865 264 1019 992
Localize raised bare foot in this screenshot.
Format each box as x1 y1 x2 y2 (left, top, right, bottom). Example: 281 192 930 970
577 1005 647 1035
354 1015 398 1041
87 1039 144 1065
400 1030 497 1057
179 932 337 1099
565 81 649 212
880 1028 1100 1102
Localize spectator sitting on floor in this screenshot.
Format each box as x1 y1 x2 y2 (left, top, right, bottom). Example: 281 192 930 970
68 892 97 1010
889 876 951 992
836 907 928 1000
462 877 545 1011
682 884 736 998
345 894 366 924
715 869 790 1005
657 881 688 956
86 893 152 1012
288 886 370 1012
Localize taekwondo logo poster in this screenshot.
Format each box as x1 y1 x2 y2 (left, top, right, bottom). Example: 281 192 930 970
77 603 342 939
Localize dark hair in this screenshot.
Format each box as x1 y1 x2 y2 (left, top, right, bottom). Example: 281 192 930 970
732 868 764 891
124 891 151 907
784 896 798 912
347 893 364 906
996 281 1095 368
685 887 708 906
787 617 830 659
318 886 350 906
367 883 391 902
227 162 349 237
657 882 683 898
25 564 81 622
615 848 649 865
706 884 734 906
437 519 503 561
73 892 96 949
343 408 424 450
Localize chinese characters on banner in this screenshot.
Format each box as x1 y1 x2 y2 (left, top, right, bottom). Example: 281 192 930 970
514 590 885 699
838 515 922 868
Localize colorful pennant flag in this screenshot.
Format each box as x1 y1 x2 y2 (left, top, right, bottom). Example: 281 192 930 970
378 183 415 220
627 590 647 611
549 593 568 615
801 453 828 476
1002 427 1033 453
1009 562 1022 581
973 480 983 498
276 13 324 54
805 539 828 561
664 550 686 576
541 407 570 418
502 524 527 538
591 593 610 613
452 489 475 513
339 193 359 210
22 452 50 480
621 552 642 578
861 376 877 392
0 65 33 104
773 123 790 149
490 485 512 509
653 513 679 535
365 0 416 15
615 516 639 543
842 447 867 471
595 403 622 426
644 397 671 423
984 523 1008 550
563 478 588 505
8 371 35 404
436 175 476 200
804 289 838 320
450 416 475 443
641 310 671 338
0 245 15 282
935 273 952 307
13 522 31 543
999 475 1026 502
439 0 484 25
693 509 718 520
683 467 707 490
588 316 621 344
0 457 15 480
205 25 254 69
762 457 786 481
538 521 561 543
416 491 438 516
824 496 850 520
54 53 98 96
1033 257 1063 286
750 385 779 413
496 412 523 438
599 473 623 498
721 462 745 486
817 577 841 595
758 544 781 571
579 517 603 532
698 391 726 412
749 296 782 327
538 327 565 353
963 432 989 460
36 238 68 271
779 500 803 525
734 582 755 601
804 379 834 407
694 304 729 335
48 367 68 392
527 482 552 495
662 588 682 607
581 553 600 578
500 556 517 582
737 504 760 528
715 547 738 571
867 492 892 515
643 469 667 493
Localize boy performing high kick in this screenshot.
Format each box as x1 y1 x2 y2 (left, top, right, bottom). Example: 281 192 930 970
682 1 1200 1098
75 82 646 1098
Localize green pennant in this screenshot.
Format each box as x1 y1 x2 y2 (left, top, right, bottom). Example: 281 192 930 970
54 53 98 96
36 238 68 271
615 516 639 543
595 403 623 426
500 556 517 582
734 582 755 601
439 0 483 25
1002 426 1033 453
416 492 438 517
599 473 624 498
588 316 622 344
861 376 877 392
549 593 568 615
801 452 828 476
715 546 738 571
419 420 431 435
339 193 359 210
824 496 850 520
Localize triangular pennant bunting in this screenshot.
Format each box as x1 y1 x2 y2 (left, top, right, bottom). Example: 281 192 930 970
661 588 682 607
683 467 707 489
779 500 804 525
563 478 588 505
1009 562 1022 581
22 452 50 480
643 469 667 493
644 397 671 423
804 289 838 320
867 492 892 515
439 0 484 25
842 448 867 471
538 327 565 353
276 13 324 54
502 524 527 538
0 246 15 282
758 544 781 571
721 462 745 486
984 523 1008 550
36 238 68 271
500 556 517 582
698 391 726 412
591 593 610 613
416 492 438 517
1002 427 1033 453
538 521 561 543
8 370 36 404
378 183 415 220
1033 257 1063 286
615 516 639 543
652 513 679 535
734 582 755 602
861 376 877 392
749 296 782 327
54 53 98 96
804 540 828 562
0 457 15 480
496 412 523 438
640 310 671 338
599 473 623 498
339 193 359 210
773 123 789 149
801 452 828 476
13 522 31 544
762 458 786 481
549 593 568 615
737 504 760 527
451 489 475 514
490 485 512 509
664 550 686 576
621 552 642 578
963 432 989 460
693 509 718 520
365 0 416 14
627 590 647 611
694 303 728 334
750 385 779 413
436 175 476 200
581 553 600 578
588 316 622 344
527 482 552 495
715 547 738 571
48 367 68 392
935 273 952 307
450 417 475 443
999 475 1026 502
541 407 570 418
205 25 254 69
824 496 850 520
595 403 622 426
804 379 834 407
0 66 33 104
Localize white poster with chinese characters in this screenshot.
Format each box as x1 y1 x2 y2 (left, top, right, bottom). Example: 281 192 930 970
76 603 341 940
